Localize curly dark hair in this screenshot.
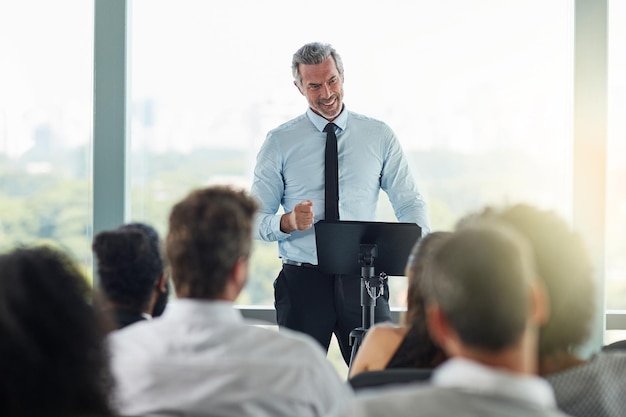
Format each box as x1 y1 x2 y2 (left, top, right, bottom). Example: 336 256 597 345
93 222 164 312
0 245 114 417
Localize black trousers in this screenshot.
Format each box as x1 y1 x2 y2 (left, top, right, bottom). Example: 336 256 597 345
274 264 391 366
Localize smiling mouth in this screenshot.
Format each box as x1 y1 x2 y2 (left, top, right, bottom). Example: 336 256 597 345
319 97 337 107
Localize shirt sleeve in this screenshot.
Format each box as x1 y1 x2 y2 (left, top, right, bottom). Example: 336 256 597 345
250 132 291 242
380 127 431 235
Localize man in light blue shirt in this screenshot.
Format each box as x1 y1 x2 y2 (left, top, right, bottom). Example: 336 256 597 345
250 41 429 365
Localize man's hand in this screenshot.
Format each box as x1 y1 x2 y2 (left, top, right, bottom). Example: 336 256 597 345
280 200 314 233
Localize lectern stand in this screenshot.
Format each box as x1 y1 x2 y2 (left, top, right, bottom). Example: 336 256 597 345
314 220 422 368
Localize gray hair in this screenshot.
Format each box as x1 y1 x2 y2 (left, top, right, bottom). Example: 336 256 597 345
292 42 344 87
427 222 537 351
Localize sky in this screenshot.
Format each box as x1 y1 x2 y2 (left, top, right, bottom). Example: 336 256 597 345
0 0 623 163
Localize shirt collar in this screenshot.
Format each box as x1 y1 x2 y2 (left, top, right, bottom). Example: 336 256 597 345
433 357 557 409
161 298 243 324
306 105 348 133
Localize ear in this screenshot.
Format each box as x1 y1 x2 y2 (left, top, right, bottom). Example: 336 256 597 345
155 272 168 292
426 304 463 356
529 280 550 327
231 257 249 294
294 80 305 96
425 304 449 347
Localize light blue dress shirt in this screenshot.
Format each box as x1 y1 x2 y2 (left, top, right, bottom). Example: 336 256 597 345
251 106 430 265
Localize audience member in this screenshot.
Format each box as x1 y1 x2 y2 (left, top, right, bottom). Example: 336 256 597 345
107 185 354 417
471 204 626 417
121 223 171 318
0 245 115 417
337 222 571 417
93 222 168 329
349 232 450 377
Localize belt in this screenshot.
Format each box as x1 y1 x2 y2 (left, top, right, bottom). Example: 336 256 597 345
282 259 317 268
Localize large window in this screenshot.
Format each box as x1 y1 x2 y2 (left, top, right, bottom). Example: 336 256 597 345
128 0 573 308
1 0 617 378
0 1 94 272
605 0 626 340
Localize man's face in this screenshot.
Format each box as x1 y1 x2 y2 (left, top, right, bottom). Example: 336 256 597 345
295 56 344 121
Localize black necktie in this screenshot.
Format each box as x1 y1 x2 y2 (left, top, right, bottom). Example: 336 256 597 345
324 123 339 221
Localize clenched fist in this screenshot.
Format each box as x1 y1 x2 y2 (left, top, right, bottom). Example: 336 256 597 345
280 200 315 233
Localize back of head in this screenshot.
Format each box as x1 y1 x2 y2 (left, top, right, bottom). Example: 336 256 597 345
93 222 163 312
428 224 537 351
292 42 344 87
120 222 164 274
463 204 595 355
120 223 169 317
166 185 257 298
0 245 113 417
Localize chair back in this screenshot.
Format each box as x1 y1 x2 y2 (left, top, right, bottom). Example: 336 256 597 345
348 368 433 391
603 339 626 351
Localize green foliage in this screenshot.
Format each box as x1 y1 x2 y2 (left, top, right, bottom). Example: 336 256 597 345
2 146 625 309
0 175 91 263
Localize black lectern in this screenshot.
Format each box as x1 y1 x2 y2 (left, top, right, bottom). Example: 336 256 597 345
314 220 422 368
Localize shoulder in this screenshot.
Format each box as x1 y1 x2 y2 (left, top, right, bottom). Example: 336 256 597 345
347 386 567 417
368 321 403 331
349 325 408 375
347 110 386 125
108 318 151 342
346 111 393 131
541 354 626 417
547 351 626 392
588 350 626 375
550 351 626 378
363 323 407 343
267 113 311 137
106 321 168 387
242 325 354 401
106 321 152 352
594 350 626 366
107 318 168 357
345 111 399 148
241 322 330 361
339 385 447 417
272 327 329 356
